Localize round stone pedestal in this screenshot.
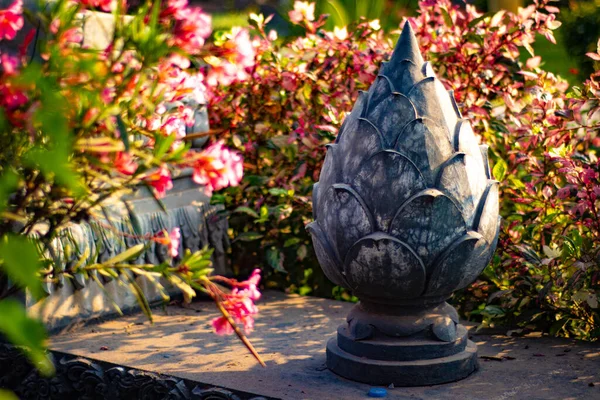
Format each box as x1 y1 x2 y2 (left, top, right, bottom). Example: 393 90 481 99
326 302 479 386
326 328 478 386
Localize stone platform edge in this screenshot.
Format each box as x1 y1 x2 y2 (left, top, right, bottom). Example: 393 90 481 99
0 342 277 400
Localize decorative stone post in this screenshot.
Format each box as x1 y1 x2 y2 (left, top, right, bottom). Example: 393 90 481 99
307 24 500 386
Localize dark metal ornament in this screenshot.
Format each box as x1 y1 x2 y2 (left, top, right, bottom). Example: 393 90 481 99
308 23 500 386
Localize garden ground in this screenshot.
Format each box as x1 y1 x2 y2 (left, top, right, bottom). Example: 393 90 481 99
51 292 600 399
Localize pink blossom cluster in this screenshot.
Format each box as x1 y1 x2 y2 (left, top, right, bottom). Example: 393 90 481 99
0 0 26 121
211 269 261 335
154 227 182 258
0 0 23 40
146 165 174 198
205 27 256 88
190 141 244 196
79 0 115 12
162 0 212 54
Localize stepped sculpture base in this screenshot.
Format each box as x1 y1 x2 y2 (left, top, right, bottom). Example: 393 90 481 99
326 301 479 386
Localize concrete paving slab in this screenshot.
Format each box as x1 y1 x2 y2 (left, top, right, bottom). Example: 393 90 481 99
50 292 600 400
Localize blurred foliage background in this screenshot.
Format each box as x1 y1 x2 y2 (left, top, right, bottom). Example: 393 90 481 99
201 0 599 86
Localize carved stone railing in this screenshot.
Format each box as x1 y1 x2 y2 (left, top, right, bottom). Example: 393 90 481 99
26 169 231 331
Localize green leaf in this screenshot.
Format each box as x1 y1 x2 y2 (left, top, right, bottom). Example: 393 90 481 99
0 170 19 213
266 247 286 273
103 244 145 265
284 237 302 247
259 205 269 219
116 115 130 151
440 7 453 27
492 157 508 181
122 272 153 322
268 188 289 197
24 148 84 197
323 0 350 28
467 12 490 28
0 389 19 400
154 133 177 159
0 234 43 300
0 299 54 376
297 244 308 261
123 201 142 236
90 273 123 316
233 206 259 219
235 232 264 242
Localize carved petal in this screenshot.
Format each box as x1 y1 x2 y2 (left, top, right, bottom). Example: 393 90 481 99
314 144 340 212
432 317 457 342
365 92 416 147
344 233 426 299
389 189 467 269
336 91 368 143
422 62 435 78
307 222 349 288
312 182 319 220
319 184 374 262
338 118 384 181
381 60 425 94
353 150 427 231
440 214 501 294
455 120 484 167
436 153 488 227
426 232 483 297
473 181 500 242
407 77 458 137
395 118 454 186
480 144 492 179
365 76 393 116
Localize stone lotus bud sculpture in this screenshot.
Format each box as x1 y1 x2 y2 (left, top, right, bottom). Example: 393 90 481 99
307 24 500 386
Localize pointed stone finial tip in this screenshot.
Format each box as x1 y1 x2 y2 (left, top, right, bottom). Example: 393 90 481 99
389 19 424 66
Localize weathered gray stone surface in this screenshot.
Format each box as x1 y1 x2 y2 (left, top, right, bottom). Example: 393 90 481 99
307 23 500 384
50 292 600 400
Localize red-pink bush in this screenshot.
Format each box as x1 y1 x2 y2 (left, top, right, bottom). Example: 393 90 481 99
207 0 599 339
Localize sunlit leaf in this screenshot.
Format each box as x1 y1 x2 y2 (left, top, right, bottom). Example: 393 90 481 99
103 244 145 265
0 299 54 376
0 234 43 300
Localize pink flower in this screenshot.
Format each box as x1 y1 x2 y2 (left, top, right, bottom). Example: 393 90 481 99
210 269 262 335
211 316 234 335
0 83 27 110
146 165 173 198
205 28 255 87
0 0 23 41
168 227 181 257
281 72 298 91
172 7 211 54
0 53 18 75
100 87 114 104
161 116 186 139
154 227 181 258
80 0 114 12
232 28 255 68
114 151 137 175
191 141 243 196
161 0 189 20
289 1 315 24
235 269 261 301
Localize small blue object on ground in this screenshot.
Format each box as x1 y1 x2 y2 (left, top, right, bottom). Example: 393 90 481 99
367 387 387 398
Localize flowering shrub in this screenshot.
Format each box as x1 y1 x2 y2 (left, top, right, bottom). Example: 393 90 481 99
209 0 599 339
0 0 262 373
